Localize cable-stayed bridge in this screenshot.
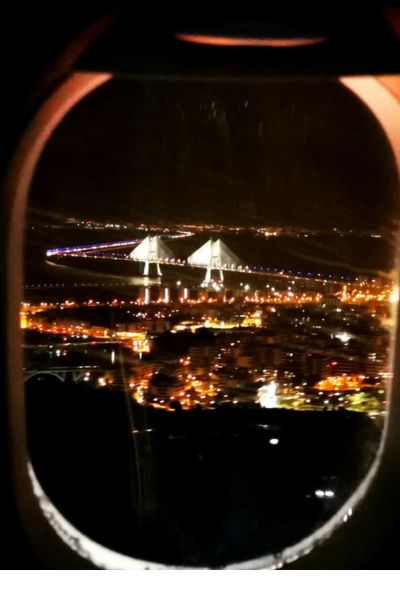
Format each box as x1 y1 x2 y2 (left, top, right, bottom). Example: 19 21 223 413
45 233 353 286
129 235 241 284
187 238 241 284
129 235 173 276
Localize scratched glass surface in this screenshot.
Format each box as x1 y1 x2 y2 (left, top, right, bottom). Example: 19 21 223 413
23 78 399 568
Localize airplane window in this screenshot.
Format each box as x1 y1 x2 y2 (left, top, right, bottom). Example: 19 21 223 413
22 75 400 568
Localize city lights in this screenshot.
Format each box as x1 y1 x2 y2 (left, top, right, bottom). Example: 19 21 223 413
258 381 279 409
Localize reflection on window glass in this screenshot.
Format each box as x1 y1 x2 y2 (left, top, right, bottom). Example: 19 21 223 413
23 78 399 568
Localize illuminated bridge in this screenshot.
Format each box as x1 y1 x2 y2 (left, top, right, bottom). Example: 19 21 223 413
45 232 356 286
187 238 241 285
24 365 132 390
129 235 173 276
45 230 193 258
24 366 102 384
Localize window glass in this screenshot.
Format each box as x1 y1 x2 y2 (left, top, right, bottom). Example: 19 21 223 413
24 78 399 568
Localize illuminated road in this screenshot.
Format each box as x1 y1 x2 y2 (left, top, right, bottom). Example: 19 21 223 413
45 230 194 257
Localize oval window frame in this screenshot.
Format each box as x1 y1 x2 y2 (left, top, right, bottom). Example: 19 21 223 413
5 70 400 569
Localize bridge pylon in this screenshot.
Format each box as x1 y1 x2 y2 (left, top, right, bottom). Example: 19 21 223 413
129 235 173 277
187 238 240 286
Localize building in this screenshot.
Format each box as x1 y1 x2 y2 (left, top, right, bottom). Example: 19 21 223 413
148 373 185 402
188 345 215 377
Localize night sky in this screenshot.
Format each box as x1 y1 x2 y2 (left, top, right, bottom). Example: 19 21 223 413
30 78 399 230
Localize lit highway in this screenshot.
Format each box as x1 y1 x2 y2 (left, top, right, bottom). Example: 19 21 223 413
45 230 194 257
